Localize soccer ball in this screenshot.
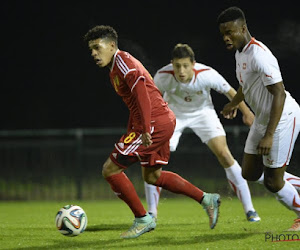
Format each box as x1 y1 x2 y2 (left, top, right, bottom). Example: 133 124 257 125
55 205 88 236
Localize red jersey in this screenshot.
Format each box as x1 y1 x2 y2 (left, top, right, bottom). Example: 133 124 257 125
109 50 173 133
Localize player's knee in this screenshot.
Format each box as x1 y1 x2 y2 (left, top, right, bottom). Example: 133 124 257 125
143 170 161 185
241 170 250 180
102 160 111 178
143 175 158 185
144 178 156 185
102 158 120 178
242 168 260 181
217 150 234 168
264 177 283 193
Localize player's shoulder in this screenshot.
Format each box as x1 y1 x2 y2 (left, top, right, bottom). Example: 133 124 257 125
113 50 141 77
244 38 272 56
154 64 174 80
245 39 277 65
194 62 211 70
194 62 215 78
115 50 136 65
156 63 174 75
154 64 174 86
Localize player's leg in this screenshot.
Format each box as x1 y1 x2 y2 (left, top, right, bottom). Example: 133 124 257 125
246 110 300 231
207 136 260 222
243 151 300 231
264 112 300 231
103 157 149 217
264 165 300 231
256 172 300 191
241 153 264 181
190 109 259 221
144 118 184 218
144 182 161 218
103 140 156 239
142 164 220 229
143 117 220 229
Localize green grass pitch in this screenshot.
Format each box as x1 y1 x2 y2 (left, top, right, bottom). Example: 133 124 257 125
1 197 300 250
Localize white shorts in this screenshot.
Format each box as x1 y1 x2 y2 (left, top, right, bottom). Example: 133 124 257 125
170 109 226 151
244 103 300 168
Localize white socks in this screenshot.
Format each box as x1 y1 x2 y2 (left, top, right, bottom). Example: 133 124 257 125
225 160 255 213
144 182 161 217
257 172 300 191
275 181 300 217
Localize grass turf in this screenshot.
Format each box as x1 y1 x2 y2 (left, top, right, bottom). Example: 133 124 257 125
1 196 300 250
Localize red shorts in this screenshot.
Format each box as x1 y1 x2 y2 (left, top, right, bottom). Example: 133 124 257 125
110 118 176 168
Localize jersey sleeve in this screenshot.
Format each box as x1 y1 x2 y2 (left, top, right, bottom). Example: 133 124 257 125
200 68 231 94
125 69 151 133
252 50 283 86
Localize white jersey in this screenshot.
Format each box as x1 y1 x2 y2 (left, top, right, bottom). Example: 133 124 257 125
154 62 231 116
235 37 297 125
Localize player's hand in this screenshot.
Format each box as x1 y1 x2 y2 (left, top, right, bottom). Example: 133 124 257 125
142 132 152 147
242 111 255 127
221 102 238 119
257 135 273 155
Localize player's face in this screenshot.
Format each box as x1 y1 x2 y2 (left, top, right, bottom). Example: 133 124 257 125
88 38 116 68
219 20 247 52
172 58 195 83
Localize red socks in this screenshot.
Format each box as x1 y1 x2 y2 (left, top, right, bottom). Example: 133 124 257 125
105 172 146 217
105 171 204 218
155 171 204 202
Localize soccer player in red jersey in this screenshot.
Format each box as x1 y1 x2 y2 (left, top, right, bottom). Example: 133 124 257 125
84 25 221 238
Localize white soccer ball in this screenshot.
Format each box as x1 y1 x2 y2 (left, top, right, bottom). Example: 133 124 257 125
55 205 88 236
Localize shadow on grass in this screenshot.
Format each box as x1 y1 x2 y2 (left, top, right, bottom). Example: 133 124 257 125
85 222 211 232
85 223 129 232
15 231 259 250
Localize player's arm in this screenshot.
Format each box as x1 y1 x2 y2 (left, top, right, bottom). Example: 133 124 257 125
257 81 286 155
128 74 153 147
225 87 254 126
221 86 245 120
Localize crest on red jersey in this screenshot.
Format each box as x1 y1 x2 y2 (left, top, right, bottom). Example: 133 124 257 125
113 75 120 92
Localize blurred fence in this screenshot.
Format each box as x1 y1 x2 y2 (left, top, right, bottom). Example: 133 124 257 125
0 127 299 200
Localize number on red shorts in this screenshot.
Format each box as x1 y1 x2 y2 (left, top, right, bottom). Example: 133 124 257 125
124 132 136 144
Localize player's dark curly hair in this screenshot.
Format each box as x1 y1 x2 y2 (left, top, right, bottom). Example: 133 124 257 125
83 25 118 45
217 6 246 25
172 43 195 62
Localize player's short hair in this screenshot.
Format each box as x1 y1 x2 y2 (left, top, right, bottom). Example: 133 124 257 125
83 25 118 45
172 43 195 62
217 6 246 25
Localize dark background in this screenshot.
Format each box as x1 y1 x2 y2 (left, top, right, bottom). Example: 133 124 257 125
2 0 300 130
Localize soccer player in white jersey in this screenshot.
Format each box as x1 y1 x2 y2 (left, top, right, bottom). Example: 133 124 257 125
144 43 262 222
218 6 300 231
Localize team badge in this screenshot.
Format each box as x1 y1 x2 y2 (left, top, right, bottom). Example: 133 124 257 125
113 75 120 92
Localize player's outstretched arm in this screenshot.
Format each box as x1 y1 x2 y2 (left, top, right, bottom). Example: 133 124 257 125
225 87 254 126
221 86 244 120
